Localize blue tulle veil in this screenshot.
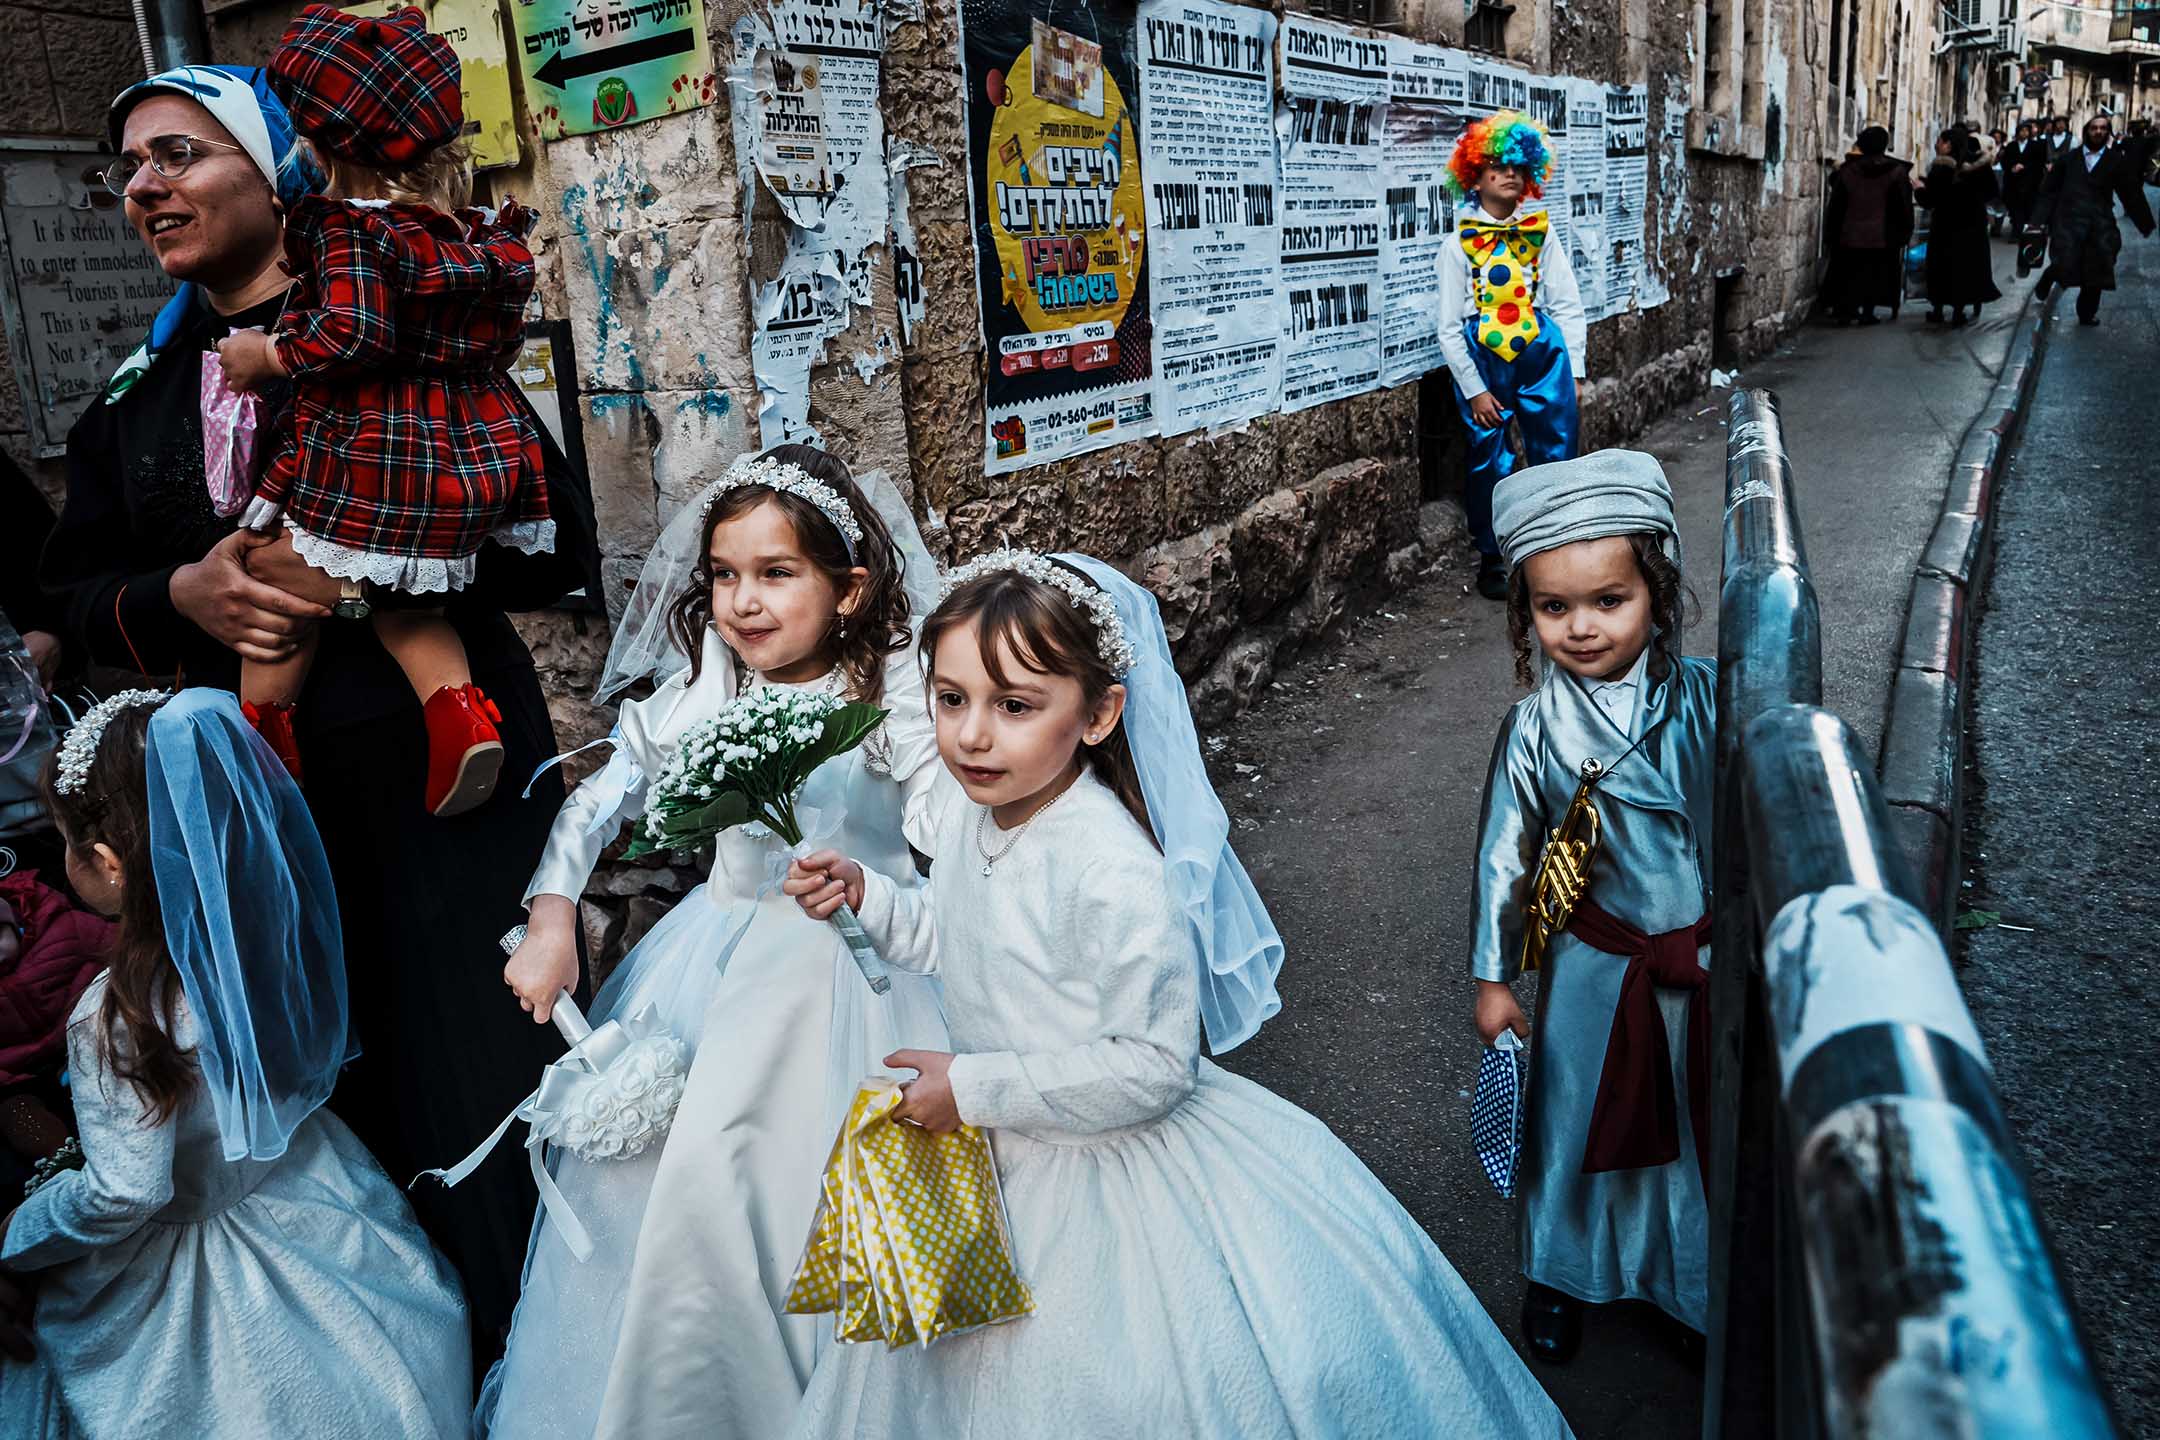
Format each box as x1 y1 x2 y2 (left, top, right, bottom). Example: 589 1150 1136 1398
145 689 354 1160
1058 555 1285 1053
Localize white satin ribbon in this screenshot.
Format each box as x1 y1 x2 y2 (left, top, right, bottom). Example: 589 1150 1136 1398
412 1004 675 1263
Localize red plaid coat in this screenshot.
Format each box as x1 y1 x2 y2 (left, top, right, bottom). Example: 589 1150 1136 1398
261 195 548 563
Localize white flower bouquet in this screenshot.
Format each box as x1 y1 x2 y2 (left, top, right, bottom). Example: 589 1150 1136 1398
626 687 894 993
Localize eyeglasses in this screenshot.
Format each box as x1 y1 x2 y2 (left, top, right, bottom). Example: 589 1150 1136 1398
101 134 247 196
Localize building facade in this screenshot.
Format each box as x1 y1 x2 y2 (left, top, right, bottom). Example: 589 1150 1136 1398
7 0 1942 756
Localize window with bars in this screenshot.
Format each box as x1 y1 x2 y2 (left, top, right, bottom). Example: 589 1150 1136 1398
1464 0 1512 52
1308 0 1399 26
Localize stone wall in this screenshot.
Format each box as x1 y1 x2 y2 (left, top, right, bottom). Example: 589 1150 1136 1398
10 0 1897 961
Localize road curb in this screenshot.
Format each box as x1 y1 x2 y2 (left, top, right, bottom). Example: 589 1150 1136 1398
1877 286 2060 935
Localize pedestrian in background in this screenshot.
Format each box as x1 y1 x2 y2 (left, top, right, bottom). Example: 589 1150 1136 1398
1822 126 1915 325
2002 119 2048 239
1921 127 2003 326
2047 114 2072 157
2034 113 2159 325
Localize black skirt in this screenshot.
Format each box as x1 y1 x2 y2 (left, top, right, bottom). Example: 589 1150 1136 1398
1823 244 1904 313
301 640 579 1368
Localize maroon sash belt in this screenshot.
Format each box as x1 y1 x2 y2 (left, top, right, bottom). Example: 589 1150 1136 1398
1566 897 1710 1187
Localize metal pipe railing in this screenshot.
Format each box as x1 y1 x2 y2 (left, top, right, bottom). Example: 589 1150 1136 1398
1707 389 1822 1435
1708 387 2115 1437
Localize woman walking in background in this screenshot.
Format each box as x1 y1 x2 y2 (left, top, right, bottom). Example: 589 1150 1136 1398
1822 127 1914 325
1920 127 2004 326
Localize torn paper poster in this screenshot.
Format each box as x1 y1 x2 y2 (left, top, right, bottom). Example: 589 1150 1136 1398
1603 84 1649 316
731 0 891 443
888 139 943 347
750 256 848 446
752 47 833 222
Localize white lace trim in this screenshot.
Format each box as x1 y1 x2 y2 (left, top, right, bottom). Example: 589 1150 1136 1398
242 514 558 596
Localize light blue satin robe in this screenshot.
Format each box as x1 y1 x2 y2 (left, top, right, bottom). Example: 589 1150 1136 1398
1469 654 1716 1329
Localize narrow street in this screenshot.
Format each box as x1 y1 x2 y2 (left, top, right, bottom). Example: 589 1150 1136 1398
1209 239 2050 1438
1961 236 2160 1436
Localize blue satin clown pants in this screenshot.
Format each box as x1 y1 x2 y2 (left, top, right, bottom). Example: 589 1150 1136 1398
1449 315 1580 557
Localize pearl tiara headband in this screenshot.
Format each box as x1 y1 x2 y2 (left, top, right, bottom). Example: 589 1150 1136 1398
53 688 168 796
699 455 863 559
939 548 1138 677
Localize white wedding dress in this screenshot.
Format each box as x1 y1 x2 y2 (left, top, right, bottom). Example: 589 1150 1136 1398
478 629 950 1440
789 772 1574 1439
0 979 471 1440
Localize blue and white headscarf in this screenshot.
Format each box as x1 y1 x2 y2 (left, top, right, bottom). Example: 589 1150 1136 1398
101 65 323 404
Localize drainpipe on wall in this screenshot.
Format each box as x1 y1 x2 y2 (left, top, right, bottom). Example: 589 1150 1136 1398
129 0 211 77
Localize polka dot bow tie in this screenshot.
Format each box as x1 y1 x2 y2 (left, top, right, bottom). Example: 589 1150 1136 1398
1459 211 1550 361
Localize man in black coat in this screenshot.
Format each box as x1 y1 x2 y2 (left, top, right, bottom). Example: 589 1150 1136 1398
2001 120 2048 237
2034 114 2159 324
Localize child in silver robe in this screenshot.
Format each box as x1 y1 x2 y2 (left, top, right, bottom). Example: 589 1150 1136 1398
1468 448 1714 1363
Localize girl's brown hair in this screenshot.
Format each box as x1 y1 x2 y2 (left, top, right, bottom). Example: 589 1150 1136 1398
664 445 913 703
301 135 474 214
1506 532 1696 688
918 562 1155 842
39 700 195 1121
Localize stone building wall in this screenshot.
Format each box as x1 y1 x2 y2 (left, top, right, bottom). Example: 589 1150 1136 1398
4 0 1927 959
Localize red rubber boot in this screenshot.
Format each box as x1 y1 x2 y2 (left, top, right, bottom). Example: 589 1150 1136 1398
241 699 305 784
422 683 504 818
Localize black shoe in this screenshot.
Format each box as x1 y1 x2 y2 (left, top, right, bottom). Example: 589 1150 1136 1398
1857 312 1880 326
2078 314 2101 327
1925 308 1944 324
1951 309 1969 328
1520 1283 1582 1364
1475 555 1509 601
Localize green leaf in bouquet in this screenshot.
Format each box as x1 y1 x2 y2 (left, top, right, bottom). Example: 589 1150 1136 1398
622 788 756 859
784 702 890 789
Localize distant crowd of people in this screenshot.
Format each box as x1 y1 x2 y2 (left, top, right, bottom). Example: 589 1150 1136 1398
1822 111 2158 328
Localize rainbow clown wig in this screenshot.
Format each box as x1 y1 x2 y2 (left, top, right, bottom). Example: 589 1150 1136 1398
1445 112 1554 199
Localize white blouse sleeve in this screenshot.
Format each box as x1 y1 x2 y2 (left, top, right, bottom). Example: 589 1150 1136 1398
2 993 179 1271
873 643 952 858
1537 234 1589 379
524 646 738 906
1434 233 1487 400
946 845 1200 1137
851 864 940 975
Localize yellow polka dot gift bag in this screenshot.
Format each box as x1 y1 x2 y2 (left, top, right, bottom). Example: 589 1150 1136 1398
784 1078 1035 1347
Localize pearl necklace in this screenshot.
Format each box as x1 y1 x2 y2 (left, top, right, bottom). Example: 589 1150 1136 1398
973 784 1072 877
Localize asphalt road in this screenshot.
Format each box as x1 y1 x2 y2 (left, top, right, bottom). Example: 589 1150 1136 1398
1208 241 2035 1437
1960 230 2159 1435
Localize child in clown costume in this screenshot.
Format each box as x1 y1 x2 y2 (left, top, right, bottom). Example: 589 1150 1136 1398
1436 113 1588 601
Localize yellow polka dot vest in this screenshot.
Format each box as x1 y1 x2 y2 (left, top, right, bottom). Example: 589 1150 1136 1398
1459 210 1550 362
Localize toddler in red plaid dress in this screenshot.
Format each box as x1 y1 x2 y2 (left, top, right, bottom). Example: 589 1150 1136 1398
217 3 552 817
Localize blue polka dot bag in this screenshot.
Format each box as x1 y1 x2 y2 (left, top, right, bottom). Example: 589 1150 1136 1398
1472 1031 1526 1199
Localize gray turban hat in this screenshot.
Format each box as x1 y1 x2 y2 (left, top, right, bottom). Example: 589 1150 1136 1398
1493 448 1680 575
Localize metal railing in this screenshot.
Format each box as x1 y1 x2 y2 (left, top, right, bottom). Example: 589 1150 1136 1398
1704 390 2114 1438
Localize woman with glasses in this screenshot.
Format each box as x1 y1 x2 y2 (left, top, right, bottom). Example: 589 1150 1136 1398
34 63 592 1377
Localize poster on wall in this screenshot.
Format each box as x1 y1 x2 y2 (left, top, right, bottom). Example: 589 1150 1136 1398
1603 84 1649 315
511 0 717 139
1379 36 1461 387
1137 0 1280 437
961 0 1155 473
1276 14 1387 412
1523 74 1570 260
730 0 889 446
349 0 523 169
1566 79 1611 322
